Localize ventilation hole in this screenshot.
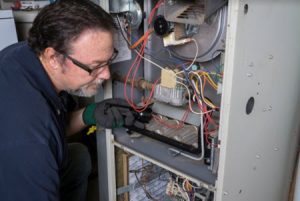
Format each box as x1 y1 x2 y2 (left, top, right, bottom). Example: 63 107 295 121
246 97 255 115
244 4 249 14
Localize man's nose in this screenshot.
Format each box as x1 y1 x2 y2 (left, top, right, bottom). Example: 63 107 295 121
96 65 110 80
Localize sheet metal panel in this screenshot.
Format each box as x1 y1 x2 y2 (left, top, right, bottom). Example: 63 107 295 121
0 10 17 50
217 1 300 200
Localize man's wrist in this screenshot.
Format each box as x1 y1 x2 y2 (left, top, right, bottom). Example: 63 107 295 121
82 103 97 125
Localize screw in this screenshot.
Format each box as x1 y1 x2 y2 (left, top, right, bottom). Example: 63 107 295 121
167 0 175 5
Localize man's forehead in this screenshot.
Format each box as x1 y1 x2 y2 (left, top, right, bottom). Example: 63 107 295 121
71 30 114 56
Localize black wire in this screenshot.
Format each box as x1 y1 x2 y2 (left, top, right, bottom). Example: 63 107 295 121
115 14 131 47
133 171 158 201
158 169 169 181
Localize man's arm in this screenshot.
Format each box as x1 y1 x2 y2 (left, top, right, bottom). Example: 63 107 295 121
65 108 86 136
65 98 137 136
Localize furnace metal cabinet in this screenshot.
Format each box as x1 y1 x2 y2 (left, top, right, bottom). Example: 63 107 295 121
96 0 300 201
0 10 17 50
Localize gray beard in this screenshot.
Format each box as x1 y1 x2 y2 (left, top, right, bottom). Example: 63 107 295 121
67 78 105 97
67 88 87 97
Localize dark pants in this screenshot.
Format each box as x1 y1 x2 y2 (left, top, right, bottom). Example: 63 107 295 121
60 143 92 201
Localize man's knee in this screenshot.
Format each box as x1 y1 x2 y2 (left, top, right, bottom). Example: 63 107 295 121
67 143 92 178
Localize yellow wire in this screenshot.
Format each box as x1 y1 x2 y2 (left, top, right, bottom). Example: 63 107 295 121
206 74 218 90
189 71 218 109
198 72 218 90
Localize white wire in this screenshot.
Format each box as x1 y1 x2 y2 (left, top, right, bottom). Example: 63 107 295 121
135 49 185 81
176 76 185 81
168 113 204 161
185 38 199 71
176 38 199 74
176 80 213 115
176 81 200 115
134 49 165 71
190 78 216 112
191 79 200 95
189 71 216 109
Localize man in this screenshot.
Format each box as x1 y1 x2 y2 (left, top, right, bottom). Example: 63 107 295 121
0 0 133 200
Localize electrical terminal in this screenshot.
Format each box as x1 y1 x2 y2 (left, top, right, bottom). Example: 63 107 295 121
165 179 189 201
163 32 192 47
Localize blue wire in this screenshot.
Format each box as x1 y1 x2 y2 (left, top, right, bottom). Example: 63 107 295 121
167 55 203 103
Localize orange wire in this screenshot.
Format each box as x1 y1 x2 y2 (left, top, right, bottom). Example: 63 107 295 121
130 28 154 49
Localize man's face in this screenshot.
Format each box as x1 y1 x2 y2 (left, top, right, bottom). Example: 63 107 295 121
61 29 114 97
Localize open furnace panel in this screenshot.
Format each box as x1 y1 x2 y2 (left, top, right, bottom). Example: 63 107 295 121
98 0 300 201
107 1 228 200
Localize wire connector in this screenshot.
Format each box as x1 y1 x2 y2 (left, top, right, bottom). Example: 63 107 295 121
161 69 177 88
163 32 192 47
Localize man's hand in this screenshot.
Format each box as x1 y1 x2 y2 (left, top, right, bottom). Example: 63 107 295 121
82 98 135 129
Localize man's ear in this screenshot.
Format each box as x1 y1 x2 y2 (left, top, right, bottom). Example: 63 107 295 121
43 47 60 70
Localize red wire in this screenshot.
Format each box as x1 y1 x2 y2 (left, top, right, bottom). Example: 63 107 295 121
193 93 220 147
123 38 140 101
152 108 190 129
203 110 220 147
124 36 146 109
134 78 160 113
124 60 158 113
130 33 148 107
148 0 164 25
124 0 164 112
193 89 219 128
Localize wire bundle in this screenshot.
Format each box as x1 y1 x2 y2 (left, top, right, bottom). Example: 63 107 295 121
116 0 221 146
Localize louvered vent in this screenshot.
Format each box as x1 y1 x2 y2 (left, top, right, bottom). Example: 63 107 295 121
165 0 206 25
177 4 205 20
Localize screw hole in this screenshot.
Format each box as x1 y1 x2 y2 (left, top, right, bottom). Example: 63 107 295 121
244 4 249 14
246 97 255 115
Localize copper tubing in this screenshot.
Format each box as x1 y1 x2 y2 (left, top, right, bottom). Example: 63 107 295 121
112 73 154 91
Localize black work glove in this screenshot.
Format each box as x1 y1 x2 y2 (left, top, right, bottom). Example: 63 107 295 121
83 98 135 129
